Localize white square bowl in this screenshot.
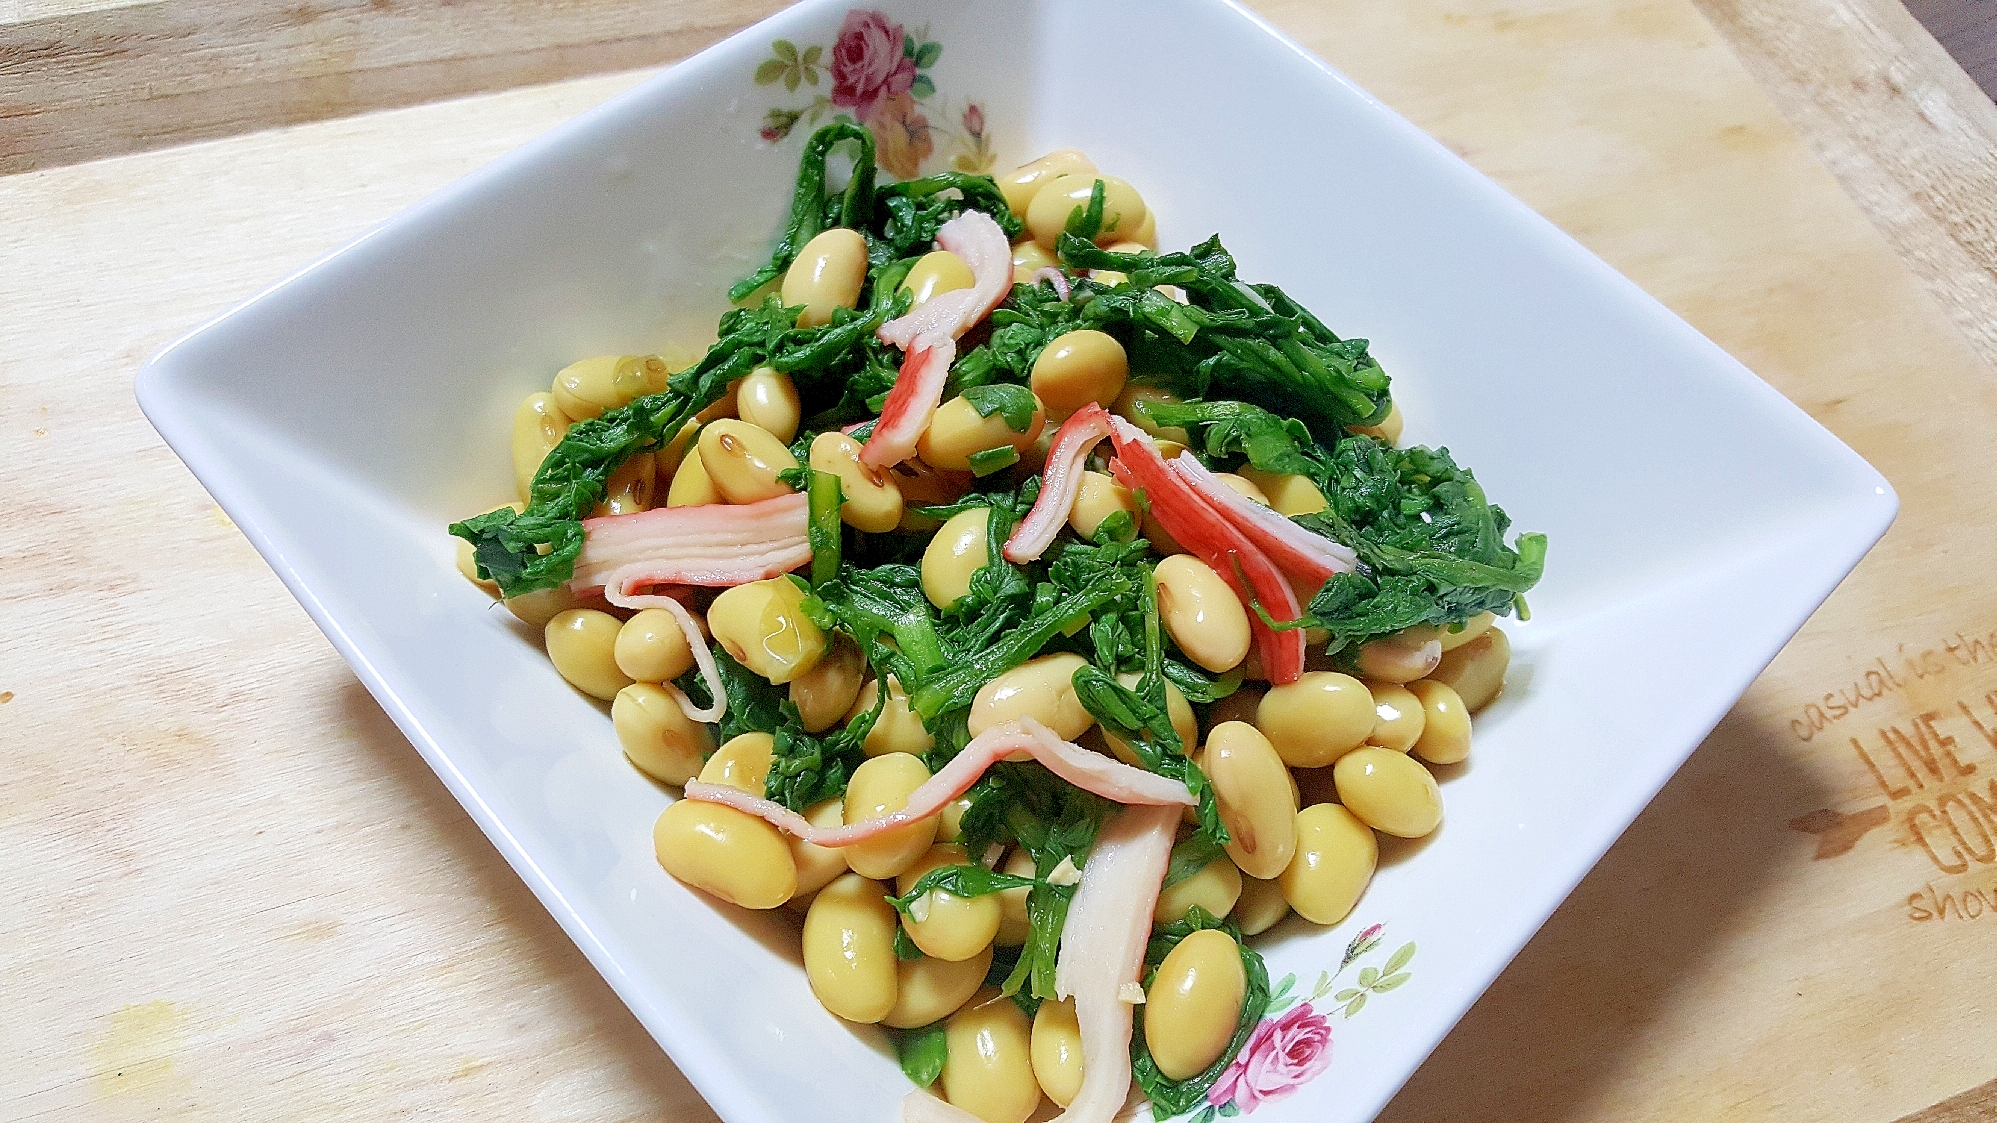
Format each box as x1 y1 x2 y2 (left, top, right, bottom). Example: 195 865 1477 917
135 1 1895 1121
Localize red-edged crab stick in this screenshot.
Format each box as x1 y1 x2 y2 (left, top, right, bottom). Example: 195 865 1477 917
1105 417 1308 684
1165 450 1356 591
1002 404 1114 563
861 210 1015 469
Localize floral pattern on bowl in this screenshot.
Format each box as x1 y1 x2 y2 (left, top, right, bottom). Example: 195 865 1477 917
1167 925 1417 1122
755 8 992 178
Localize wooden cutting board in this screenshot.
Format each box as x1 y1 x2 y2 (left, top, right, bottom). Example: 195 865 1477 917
2 1 1992 1121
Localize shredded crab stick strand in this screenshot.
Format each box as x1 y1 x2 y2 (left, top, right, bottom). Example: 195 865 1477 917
1166 451 1355 588
862 210 1014 468
657 596 725 723
568 492 811 601
1106 418 1307 684
863 340 954 470
1030 266 1071 301
683 718 1193 848
903 805 1179 1123
1048 803 1180 1123
876 210 1014 349
1003 404 1113 563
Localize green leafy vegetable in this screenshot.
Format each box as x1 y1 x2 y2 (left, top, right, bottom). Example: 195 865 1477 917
908 548 1142 719
873 171 1024 265
948 280 1091 391
887 864 1040 914
961 382 1040 432
966 445 1020 477
683 646 787 743
808 563 948 688
892 1024 949 1087
1054 234 1392 433
729 122 878 302
806 468 844 587
1141 397 1544 652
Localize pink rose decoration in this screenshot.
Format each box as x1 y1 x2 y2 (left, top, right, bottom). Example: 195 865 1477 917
829 9 916 123
1207 1003 1334 1113
870 93 933 178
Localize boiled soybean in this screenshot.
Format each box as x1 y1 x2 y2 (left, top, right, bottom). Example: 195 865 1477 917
968 652 1094 741
652 799 796 909
1144 929 1247 1081
1333 747 1443 838
1255 672 1375 767
1203 721 1299 879
1279 804 1377 924
942 989 1041 1123
844 752 938 880
611 683 713 786
803 873 899 1022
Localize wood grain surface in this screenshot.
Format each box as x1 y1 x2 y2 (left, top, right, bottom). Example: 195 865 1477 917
0 0 788 174
1698 0 1997 373
3 1 1995 1121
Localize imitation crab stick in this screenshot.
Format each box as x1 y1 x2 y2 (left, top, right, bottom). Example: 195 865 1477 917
569 492 811 606
1105 417 1307 684
1002 404 1114 563
1047 803 1179 1123
861 210 1014 469
681 717 1192 849
1166 450 1356 590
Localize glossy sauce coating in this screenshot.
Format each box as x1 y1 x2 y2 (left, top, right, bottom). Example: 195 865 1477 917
708 577 826 686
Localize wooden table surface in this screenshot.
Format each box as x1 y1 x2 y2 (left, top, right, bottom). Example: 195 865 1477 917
5 1 1996 1121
